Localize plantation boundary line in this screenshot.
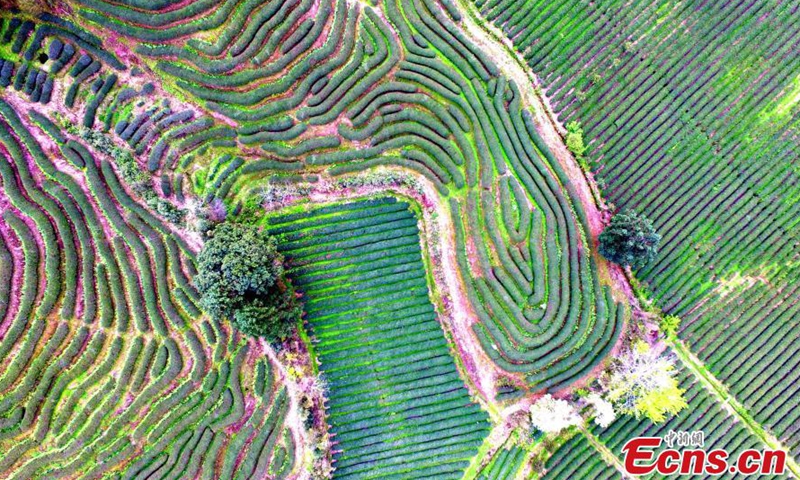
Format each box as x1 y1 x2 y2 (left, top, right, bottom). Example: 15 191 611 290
670 339 800 479
579 427 634 480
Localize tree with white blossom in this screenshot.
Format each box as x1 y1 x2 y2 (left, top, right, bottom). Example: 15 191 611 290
605 341 687 423
529 394 582 433
586 393 616 428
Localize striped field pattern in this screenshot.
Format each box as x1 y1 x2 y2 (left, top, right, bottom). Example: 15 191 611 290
0 101 298 476
60 0 627 395
473 0 800 456
267 197 491 479
543 433 621 480
477 442 528 479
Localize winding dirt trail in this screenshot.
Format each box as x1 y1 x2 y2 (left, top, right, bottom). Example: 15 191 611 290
260 171 507 411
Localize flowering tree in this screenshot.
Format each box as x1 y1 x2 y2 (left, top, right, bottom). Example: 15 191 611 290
586 393 616 428
529 394 582 433
605 342 687 423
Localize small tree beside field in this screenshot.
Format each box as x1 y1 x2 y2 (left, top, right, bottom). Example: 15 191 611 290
599 209 661 269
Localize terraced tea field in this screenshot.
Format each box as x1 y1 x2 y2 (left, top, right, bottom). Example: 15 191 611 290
474 0 800 457
544 433 620 480
2 0 798 477
477 441 529 479
22 0 630 396
0 99 298 477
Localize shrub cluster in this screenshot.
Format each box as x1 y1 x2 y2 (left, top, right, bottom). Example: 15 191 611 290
65 124 186 225
565 121 588 169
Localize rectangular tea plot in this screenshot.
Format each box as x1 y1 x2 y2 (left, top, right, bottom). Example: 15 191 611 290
267 197 490 479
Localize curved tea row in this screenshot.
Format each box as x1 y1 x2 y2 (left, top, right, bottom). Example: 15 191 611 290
473 0 800 455
0 100 297 477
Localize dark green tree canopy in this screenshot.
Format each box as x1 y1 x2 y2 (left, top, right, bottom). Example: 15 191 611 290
195 223 301 341
599 210 661 269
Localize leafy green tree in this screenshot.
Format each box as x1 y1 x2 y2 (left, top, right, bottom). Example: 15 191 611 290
565 121 587 158
195 223 301 341
232 287 302 339
599 210 661 269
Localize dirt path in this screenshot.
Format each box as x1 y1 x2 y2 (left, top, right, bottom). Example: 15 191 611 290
580 427 635 480
260 340 315 480
261 170 507 412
